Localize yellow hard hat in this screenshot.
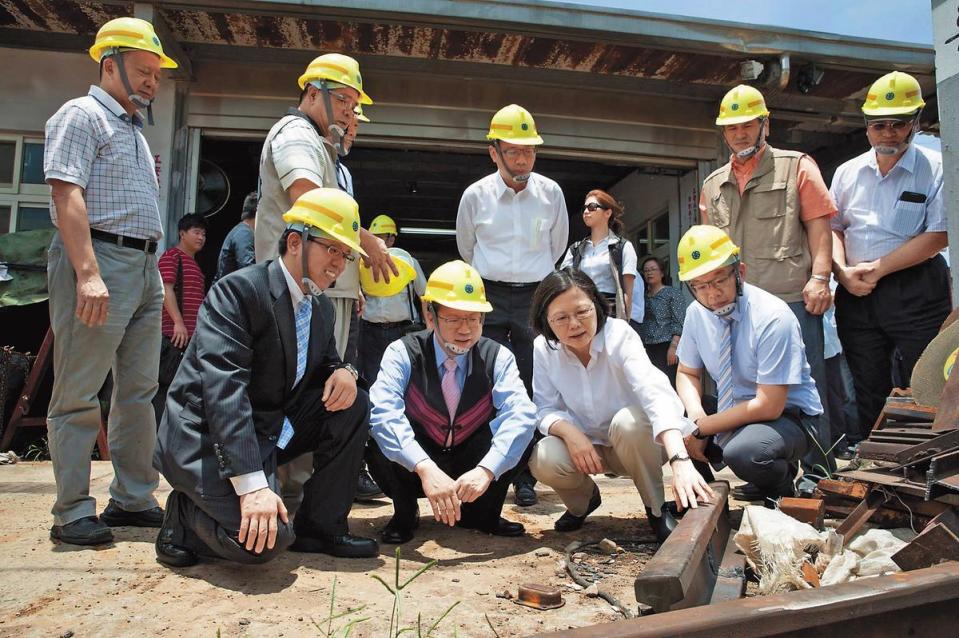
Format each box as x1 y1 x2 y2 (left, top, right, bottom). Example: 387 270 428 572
297 53 373 105
421 260 493 313
486 104 543 145
715 85 769 126
354 105 370 123
360 248 416 297
862 71 925 117
88 17 178 69
677 225 741 282
282 188 368 257
369 214 397 236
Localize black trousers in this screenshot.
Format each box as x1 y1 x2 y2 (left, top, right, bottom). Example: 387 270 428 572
836 256 950 440
169 388 370 564
482 280 537 397
365 423 521 530
641 338 678 389
357 318 411 386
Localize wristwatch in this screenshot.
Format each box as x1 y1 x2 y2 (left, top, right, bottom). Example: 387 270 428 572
339 363 359 380
668 453 691 466
691 421 709 440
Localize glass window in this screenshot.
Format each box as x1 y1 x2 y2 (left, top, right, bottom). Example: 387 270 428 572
0 205 10 234
653 214 670 251
0 142 14 189
20 142 45 185
15 205 52 232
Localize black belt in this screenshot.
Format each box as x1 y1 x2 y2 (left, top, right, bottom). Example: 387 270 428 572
90 229 158 254
484 279 539 289
361 319 412 330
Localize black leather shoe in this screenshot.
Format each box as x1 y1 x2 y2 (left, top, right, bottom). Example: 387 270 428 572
732 482 764 500
100 499 164 528
645 503 678 543
289 533 379 558
50 516 113 546
514 482 538 506
381 515 419 545
356 467 384 501
459 517 525 537
155 492 198 567
554 485 601 532
835 444 858 461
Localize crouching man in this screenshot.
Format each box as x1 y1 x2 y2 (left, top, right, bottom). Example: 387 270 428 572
153 188 378 566
366 260 536 544
675 226 824 502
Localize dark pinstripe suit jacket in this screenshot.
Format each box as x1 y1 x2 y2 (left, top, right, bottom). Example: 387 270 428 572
154 258 340 523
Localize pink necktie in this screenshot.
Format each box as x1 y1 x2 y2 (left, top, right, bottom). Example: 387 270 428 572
441 358 460 446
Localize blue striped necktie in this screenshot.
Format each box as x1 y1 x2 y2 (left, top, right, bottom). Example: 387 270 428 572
716 317 734 412
294 298 312 386
277 298 312 450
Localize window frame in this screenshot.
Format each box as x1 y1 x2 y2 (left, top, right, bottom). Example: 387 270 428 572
0 134 51 233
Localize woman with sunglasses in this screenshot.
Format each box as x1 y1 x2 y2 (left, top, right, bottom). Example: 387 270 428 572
636 256 686 387
560 190 637 319
527 269 713 542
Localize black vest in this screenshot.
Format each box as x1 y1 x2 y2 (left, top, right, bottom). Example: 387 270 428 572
569 235 626 291
401 331 500 449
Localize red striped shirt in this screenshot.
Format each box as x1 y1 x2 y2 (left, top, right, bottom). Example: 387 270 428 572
158 247 206 338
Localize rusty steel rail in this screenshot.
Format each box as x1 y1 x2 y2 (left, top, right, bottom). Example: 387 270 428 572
632 481 731 613
535 561 959 638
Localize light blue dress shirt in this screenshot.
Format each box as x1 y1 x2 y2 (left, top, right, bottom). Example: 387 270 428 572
677 283 824 431
369 334 536 478
830 144 945 265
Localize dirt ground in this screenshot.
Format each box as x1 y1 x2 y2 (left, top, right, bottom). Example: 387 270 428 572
0 461 750 637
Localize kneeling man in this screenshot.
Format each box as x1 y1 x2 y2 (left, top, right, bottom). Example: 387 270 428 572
367 260 536 543
154 188 377 566
675 226 823 502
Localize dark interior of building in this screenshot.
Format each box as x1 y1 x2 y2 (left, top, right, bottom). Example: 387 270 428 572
197 137 673 280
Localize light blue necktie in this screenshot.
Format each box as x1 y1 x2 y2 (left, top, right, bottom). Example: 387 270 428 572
716 317 734 413
277 299 312 449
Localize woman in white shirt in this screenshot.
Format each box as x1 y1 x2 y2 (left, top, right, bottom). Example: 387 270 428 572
528 269 713 542
560 190 637 319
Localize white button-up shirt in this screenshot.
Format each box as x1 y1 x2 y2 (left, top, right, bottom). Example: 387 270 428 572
533 318 690 445
560 232 638 295
456 172 569 282
830 144 945 265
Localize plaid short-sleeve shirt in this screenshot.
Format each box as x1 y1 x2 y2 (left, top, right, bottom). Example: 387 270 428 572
44 85 163 241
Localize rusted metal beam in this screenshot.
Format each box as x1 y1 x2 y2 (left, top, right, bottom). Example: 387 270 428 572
778 497 824 528
708 534 746 605
534 562 959 638
835 489 886 540
633 482 729 613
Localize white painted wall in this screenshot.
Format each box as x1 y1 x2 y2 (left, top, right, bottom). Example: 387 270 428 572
0 47 177 243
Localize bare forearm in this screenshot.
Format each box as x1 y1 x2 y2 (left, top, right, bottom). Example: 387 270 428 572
874 232 948 278
831 230 849 271
804 216 833 277
697 386 787 435
162 283 184 325
52 183 98 279
675 367 705 418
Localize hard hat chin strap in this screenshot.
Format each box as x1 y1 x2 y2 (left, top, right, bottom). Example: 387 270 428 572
494 140 530 184
732 118 766 160
110 50 155 125
316 81 347 157
428 304 472 356
299 228 323 297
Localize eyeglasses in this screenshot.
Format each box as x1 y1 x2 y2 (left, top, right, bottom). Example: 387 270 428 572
866 119 913 133
583 203 609 213
435 314 482 329
689 270 735 295
330 90 359 113
547 305 596 328
308 237 356 262
501 147 536 160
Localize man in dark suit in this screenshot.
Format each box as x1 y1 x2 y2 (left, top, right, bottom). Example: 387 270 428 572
153 188 378 567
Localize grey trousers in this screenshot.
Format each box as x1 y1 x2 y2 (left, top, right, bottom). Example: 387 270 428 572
719 412 811 491
46 233 163 525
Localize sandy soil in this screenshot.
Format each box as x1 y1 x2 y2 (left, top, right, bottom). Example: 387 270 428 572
0 461 748 637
